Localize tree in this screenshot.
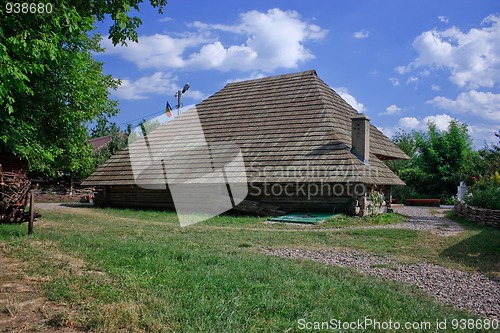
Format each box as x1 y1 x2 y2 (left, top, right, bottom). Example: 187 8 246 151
127 118 163 144
91 115 123 139
0 0 167 177
90 116 128 171
475 129 500 181
495 129 500 153
388 121 477 198
385 129 417 175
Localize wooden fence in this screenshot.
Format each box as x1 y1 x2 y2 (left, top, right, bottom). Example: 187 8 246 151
454 204 500 228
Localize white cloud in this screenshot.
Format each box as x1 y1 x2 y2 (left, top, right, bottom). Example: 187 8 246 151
431 84 441 91
101 34 209 69
468 123 500 147
406 76 419 85
378 127 396 139
102 8 327 72
226 72 267 84
397 114 454 132
395 65 410 74
188 9 327 71
387 114 495 148
183 89 206 101
419 69 431 77
158 17 173 23
353 30 369 39
427 90 500 121
389 77 400 86
379 104 402 116
334 87 366 112
403 14 500 89
438 16 449 24
422 114 454 131
111 72 206 102
112 72 179 100
398 117 421 130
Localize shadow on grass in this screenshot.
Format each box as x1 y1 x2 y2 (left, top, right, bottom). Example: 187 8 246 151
440 211 500 277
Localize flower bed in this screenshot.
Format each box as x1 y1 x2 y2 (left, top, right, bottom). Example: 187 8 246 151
454 204 500 228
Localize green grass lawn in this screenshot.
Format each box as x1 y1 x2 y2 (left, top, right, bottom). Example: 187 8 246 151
0 207 498 332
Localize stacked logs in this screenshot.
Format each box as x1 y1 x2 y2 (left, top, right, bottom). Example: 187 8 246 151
0 167 32 223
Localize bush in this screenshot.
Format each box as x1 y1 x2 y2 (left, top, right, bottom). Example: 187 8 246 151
440 195 458 205
464 181 500 210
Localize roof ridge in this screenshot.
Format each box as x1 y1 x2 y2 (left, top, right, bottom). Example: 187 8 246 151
305 73 357 147
225 70 317 87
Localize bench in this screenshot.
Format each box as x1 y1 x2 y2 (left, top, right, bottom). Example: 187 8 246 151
406 198 441 207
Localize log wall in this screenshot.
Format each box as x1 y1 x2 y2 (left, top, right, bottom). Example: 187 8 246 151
94 185 175 209
93 182 379 215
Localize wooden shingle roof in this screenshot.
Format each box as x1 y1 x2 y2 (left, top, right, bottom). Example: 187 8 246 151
83 70 408 186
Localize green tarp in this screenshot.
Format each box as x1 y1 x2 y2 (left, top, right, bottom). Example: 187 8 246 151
268 213 337 224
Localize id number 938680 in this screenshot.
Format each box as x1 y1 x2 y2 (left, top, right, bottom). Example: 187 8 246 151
5 2 53 14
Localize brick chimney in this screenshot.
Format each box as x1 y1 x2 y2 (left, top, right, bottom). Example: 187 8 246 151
351 114 370 164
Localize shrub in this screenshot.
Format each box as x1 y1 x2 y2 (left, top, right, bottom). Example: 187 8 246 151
464 181 500 210
392 185 438 204
440 195 458 206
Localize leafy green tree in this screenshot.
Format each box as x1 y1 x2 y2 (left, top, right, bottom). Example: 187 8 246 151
474 129 500 181
388 121 477 199
385 130 417 175
0 0 167 177
496 130 500 148
415 120 476 194
127 119 163 144
89 116 128 172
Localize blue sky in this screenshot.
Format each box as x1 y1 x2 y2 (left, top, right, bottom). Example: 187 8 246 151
94 0 500 147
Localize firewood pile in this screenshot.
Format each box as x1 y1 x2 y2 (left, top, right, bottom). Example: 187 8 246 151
454 203 500 228
0 169 32 223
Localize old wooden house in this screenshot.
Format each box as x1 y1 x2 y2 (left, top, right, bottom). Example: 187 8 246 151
83 70 409 216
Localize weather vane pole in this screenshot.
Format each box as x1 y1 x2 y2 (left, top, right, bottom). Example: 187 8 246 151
175 83 190 116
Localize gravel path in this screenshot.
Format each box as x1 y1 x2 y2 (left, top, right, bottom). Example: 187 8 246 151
262 248 500 319
262 207 499 319
388 206 464 236
265 206 465 236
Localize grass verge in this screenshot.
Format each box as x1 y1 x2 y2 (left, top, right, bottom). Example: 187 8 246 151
0 207 497 332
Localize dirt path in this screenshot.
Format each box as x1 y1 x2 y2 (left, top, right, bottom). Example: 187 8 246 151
0 244 82 333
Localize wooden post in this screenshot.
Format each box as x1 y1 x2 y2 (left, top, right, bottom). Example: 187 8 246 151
384 185 392 207
28 191 34 235
0 164 3 205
